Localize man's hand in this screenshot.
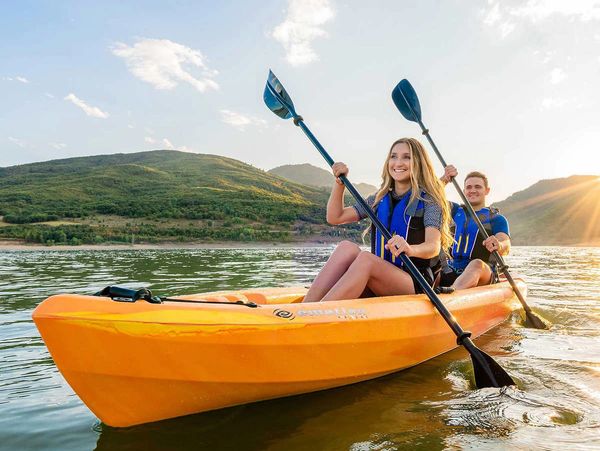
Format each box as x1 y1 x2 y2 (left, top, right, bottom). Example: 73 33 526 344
483 235 501 253
441 165 458 184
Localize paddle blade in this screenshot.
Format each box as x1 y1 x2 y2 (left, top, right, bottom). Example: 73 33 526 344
470 346 515 389
263 70 295 120
524 310 551 330
391 79 422 122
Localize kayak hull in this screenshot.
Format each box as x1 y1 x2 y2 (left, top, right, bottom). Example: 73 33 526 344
32 282 524 427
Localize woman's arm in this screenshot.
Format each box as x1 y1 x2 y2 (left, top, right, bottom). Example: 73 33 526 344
326 162 360 225
326 183 360 224
410 227 442 259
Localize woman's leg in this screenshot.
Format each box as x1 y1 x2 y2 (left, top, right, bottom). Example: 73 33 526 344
303 241 361 302
321 251 415 302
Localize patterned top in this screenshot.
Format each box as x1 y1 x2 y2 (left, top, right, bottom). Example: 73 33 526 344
353 190 443 229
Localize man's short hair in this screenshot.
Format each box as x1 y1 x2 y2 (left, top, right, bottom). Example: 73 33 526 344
464 171 489 188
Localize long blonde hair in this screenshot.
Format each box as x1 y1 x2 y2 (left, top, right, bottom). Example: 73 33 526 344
366 137 453 251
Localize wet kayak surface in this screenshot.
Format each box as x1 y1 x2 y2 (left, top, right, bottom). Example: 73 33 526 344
1 246 598 450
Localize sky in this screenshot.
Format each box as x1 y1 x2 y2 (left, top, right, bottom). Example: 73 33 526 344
1 0 599 203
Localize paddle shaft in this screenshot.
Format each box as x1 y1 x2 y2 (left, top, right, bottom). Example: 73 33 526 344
295 118 473 342
413 119 533 315
393 82 531 315
265 72 515 385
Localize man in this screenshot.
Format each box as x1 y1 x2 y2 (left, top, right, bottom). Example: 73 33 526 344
439 167 511 290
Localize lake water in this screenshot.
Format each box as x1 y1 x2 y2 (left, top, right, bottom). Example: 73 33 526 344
1 246 599 450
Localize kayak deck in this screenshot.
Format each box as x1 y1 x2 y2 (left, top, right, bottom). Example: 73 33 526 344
32 281 524 427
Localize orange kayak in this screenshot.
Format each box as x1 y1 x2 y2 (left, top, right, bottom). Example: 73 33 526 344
32 281 524 427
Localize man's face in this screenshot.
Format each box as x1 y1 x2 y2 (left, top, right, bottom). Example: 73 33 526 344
463 177 490 206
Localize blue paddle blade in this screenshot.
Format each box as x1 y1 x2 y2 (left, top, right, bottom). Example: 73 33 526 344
392 79 422 123
263 70 295 120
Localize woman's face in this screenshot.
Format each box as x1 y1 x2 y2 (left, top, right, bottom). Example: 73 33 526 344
388 142 412 183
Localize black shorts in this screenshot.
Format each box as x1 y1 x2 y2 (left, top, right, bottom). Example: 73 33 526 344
439 268 461 287
406 267 435 294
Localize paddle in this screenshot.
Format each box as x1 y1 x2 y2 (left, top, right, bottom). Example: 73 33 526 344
392 79 550 330
263 70 515 389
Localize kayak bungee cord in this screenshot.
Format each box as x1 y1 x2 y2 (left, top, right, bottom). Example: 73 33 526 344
94 286 259 308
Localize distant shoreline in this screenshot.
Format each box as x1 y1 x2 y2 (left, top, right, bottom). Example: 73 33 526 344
0 239 598 251
0 240 340 251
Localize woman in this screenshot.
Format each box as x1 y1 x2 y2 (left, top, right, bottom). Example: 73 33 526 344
303 137 453 302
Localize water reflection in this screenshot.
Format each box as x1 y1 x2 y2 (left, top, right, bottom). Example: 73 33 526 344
0 246 599 450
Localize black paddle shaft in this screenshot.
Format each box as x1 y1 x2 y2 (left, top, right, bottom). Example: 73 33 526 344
265 71 516 387
392 79 547 329
295 118 473 342
415 121 534 316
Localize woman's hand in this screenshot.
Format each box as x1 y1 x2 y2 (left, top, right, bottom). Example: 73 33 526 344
441 165 457 184
385 235 413 257
332 162 348 185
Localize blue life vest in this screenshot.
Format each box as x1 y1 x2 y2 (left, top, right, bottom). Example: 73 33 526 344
370 191 435 271
450 205 498 270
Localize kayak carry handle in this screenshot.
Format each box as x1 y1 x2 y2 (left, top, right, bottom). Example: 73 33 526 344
94 286 162 304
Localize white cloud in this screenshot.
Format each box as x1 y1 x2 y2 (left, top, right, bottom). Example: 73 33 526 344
271 0 335 66
483 2 501 25
541 97 568 109
482 1 600 36
512 0 600 22
541 50 554 64
64 93 109 118
550 67 566 84
144 136 194 152
8 136 26 148
499 21 516 38
51 142 67 150
220 109 268 131
128 124 134 129
112 38 219 92
3 76 29 83
45 93 55 99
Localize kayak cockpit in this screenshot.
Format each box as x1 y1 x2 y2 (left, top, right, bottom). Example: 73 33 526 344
172 286 308 305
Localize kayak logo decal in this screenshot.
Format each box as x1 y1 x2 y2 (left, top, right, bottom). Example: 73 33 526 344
297 307 368 319
273 309 295 320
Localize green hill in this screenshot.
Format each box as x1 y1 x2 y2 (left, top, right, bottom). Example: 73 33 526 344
494 175 600 246
268 163 378 197
2 152 596 246
0 150 363 245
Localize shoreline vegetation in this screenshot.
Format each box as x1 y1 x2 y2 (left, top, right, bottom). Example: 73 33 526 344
1 151 598 248
0 238 598 251
0 239 340 251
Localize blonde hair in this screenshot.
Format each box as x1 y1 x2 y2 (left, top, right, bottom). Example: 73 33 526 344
365 138 453 251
